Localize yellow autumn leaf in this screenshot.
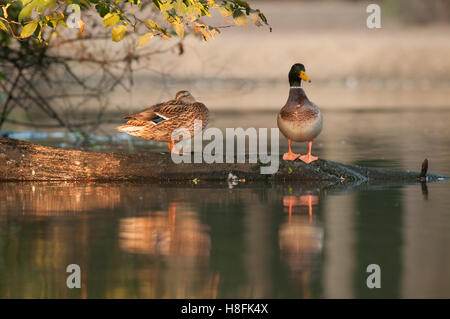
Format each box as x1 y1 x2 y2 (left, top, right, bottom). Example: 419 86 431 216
20 21 38 38
159 1 173 12
103 13 120 28
209 28 216 40
173 21 184 38
58 20 68 28
0 21 7 32
218 5 232 17
111 25 127 42
249 10 261 25
36 0 56 12
174 0 187 15
233 10 248 28
136 32 153 47
18 4 33 22
194 23 210 41
144 19 163 32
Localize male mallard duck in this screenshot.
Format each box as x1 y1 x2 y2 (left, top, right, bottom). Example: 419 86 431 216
277 63 322 163
117 90 209 153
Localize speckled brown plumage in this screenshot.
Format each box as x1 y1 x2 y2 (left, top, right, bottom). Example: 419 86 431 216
117 91 209 143
279 102 319 122
279 88 317 121
277 87 322 143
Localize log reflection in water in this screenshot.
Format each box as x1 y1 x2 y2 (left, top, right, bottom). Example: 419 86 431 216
0 183 122 215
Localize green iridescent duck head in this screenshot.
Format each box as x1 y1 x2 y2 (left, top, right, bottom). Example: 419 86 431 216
288 63 311 87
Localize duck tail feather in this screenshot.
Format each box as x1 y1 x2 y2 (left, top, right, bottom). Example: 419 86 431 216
117 125 142 133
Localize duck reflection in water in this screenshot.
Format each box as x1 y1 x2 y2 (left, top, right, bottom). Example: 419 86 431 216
119 203 211 257
283 194 319 223
118 203 220 298
279 193 323 298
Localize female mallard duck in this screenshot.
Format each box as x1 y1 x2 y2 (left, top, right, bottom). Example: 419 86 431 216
117 90 209 153
277 63 322 163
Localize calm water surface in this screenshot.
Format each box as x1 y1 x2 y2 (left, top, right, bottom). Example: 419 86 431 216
0 110 449 298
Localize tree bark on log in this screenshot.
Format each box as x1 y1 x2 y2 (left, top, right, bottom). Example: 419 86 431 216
0 137 447 184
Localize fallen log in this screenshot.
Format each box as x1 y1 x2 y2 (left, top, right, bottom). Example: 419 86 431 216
0 137 447 184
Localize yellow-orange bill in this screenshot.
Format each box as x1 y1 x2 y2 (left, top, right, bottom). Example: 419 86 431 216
299 70 310 82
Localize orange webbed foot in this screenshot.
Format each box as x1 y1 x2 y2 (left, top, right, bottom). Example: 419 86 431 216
282 152 300 161
299 154 318 164
283 140 300 161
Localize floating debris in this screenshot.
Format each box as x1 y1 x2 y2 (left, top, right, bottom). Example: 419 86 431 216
227 172 245 189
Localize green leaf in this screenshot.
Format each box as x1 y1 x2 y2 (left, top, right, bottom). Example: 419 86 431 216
20 21 38 38
236 0 250 11
173 21 184 38
136 32 153 47
111 25 127 42
103 13 120 27
95 3 109 17
0 21 7 32
232 9 248 28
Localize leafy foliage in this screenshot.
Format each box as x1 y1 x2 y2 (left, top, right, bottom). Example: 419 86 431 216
0 0 268 139
0 0 269 46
